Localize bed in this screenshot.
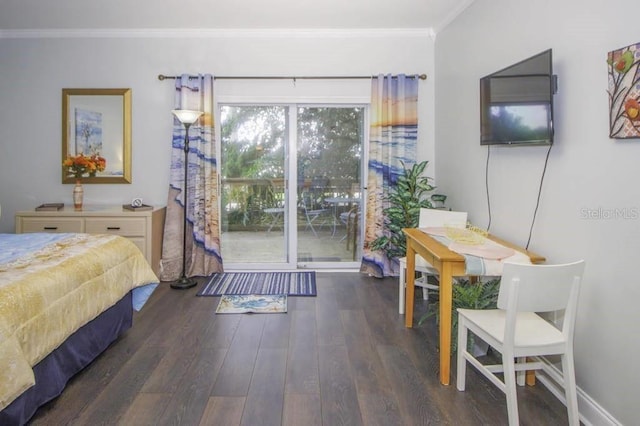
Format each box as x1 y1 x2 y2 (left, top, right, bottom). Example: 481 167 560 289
0 232 159 425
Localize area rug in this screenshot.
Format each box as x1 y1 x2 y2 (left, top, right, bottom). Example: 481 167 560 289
215 294 287 314
198 271 317 297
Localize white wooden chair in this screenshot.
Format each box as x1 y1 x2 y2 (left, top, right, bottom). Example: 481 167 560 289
300 191 332 237
456 260 585 426
398 209 467 314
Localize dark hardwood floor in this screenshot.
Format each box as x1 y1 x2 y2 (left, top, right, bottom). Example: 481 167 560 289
29 272 570 425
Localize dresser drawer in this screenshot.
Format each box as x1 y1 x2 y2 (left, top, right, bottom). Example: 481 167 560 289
20 218 83 233
85 217 146 237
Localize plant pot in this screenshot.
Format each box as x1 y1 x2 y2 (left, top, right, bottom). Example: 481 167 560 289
472 338 490 357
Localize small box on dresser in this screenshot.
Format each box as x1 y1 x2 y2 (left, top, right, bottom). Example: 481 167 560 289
15 205 166 275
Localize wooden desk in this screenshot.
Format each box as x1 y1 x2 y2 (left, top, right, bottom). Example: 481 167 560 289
402 228 545 385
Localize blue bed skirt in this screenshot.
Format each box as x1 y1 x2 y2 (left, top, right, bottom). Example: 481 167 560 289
0 292 133 426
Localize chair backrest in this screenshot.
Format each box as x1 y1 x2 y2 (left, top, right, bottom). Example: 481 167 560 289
497 260 585 313
498 260 585 344
268 180 285 207
300 191 325 212
418 209 468 228
310 176 329 190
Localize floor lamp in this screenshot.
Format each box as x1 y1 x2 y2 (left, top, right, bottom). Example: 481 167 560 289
171 109 203 290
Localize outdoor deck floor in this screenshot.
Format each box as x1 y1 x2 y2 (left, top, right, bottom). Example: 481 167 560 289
221 226 360 265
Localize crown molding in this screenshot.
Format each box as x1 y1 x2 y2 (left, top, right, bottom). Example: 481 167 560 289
432 0 475 35
0 27 434 39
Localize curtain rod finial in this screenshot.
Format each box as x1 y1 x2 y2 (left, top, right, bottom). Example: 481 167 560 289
419 74 427 80
158 74 166 81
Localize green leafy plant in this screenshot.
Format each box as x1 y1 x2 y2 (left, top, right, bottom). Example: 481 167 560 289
370 160 436 261
419 278 501 352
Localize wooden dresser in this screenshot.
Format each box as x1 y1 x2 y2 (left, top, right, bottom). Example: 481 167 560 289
15 205 166 275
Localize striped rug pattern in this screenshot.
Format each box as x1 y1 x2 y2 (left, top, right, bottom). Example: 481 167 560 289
197 271 317 297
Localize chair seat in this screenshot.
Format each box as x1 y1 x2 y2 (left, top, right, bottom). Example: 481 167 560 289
398 255 438 273
457 309 566 354
264 207 285 215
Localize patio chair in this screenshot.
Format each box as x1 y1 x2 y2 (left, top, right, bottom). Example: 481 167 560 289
299 190 332 237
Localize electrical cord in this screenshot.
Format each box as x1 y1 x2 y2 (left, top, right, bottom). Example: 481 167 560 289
485 145 492 231
525 143 553 250
485 143 552 249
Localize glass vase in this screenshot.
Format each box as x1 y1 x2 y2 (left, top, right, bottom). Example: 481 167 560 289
73 179 84 210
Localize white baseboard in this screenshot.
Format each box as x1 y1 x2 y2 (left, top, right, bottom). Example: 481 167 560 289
535 358 621 426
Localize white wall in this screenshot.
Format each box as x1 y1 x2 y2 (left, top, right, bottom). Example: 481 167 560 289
435 0 638 424
0 31 435 232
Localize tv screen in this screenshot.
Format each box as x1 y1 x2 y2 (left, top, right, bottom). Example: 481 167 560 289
480 49 555 146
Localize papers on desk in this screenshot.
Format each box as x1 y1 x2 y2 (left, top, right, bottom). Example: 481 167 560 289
419 227 531 275
448 240 515 260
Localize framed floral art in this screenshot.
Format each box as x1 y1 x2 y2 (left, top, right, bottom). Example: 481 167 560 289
607 42 640 139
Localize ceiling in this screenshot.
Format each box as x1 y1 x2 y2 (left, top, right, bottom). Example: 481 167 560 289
0 0 473 34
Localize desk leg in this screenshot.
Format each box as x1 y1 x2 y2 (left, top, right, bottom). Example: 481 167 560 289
439 262 454 385
404 242 416 328
526 367 536 386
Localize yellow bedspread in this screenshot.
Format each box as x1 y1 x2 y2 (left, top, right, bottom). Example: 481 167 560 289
0 233 158 410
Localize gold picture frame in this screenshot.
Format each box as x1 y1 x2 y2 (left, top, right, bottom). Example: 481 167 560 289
62 88 132 183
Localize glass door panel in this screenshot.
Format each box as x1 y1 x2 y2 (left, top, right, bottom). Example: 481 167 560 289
296 106 364 265
219 105 289 267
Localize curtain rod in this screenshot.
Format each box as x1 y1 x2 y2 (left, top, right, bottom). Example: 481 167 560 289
158 74 427 81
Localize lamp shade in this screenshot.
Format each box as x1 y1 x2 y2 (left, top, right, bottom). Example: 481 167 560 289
172 109 203 124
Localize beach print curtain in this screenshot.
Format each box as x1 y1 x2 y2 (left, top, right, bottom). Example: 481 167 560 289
159 74 223 280
360 74 418 278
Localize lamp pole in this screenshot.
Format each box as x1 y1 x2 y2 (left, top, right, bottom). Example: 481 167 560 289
171 109 203 289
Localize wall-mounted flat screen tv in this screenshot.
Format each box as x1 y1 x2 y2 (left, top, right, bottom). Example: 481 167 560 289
480 49 556 146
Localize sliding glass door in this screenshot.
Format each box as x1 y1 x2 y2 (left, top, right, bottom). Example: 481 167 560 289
219 104 364 269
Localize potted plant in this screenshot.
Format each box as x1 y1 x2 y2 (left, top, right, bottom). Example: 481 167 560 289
419 278 501 354
370 160 437 263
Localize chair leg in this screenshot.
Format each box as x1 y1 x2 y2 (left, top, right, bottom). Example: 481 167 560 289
561 352 580 426
398 263 406 314
305 214 319 237
456 316 469 391
421 278 429 301
516 357 526 386
503 355 520 426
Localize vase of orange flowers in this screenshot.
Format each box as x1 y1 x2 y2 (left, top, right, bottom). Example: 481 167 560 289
62 154 107 209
